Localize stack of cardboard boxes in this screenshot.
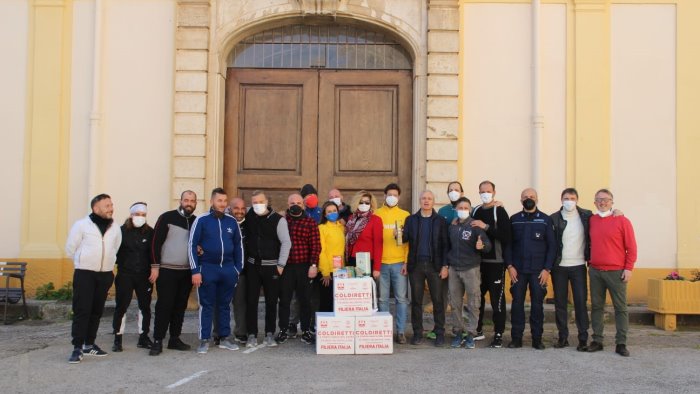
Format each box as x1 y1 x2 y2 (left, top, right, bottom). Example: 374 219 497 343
316 276 394 355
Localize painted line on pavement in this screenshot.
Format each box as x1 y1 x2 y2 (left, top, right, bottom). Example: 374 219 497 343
166 370 208 389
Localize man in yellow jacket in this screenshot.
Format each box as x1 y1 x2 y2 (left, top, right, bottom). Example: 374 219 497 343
375 183 410 344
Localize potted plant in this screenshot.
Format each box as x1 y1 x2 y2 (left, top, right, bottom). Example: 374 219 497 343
647 270 700 330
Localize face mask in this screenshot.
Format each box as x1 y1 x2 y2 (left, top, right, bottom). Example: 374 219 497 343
457 210 470 220
132 216 146 228
358 203 371 213
326 212 339 222
305 195 318 209
522 198 536 211
289 205 303 217
448 191 461 202
385 195 399 207
253 203 267 216
480 192 493 204
562 200 577 212
597 209 613 218
330 197 342 207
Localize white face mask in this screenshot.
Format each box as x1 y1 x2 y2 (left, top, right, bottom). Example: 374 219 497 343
253 203 267 216
448 191 461 202
132 216 146 228
385 195 399 207
562 201 577 212
330 198 342 207
480 192 493 204
358 203 371 213
456 210 470 220
597 209 613 218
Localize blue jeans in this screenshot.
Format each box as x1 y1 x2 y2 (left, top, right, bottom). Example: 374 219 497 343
510 272 546 340
379 263 408 334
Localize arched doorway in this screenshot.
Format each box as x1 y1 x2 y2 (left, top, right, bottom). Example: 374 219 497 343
223 23 413 211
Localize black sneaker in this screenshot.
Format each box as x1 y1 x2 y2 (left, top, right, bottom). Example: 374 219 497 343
149 340 163 356
507 338 523 349
68 348 83 364
167 337 191 351
112 335 123 352
411 335 424 345
576 341 588 352
474 331 486 341
275 329 289 344
83 344 108 357
615 344 630 357
588 341 604 352
434 332 445 347
137 334 154 349
288 324 298 338
235 335 248 345
213 336 221 346
300 330 314 344
489 333 503 348
532 337 545 350
553 338 569 348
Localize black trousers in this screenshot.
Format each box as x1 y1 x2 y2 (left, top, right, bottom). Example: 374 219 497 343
552 264 589 342
476 263 507 335
71 269 114 348
409 260 445 335
279 264 312 332
112 272 152 336
153 268 192 341
246 264 280 335
318 276 334 313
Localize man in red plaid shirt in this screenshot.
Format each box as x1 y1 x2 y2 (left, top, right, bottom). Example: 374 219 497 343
276 193 321 345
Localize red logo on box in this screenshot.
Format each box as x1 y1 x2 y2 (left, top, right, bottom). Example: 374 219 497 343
337 282 345 290
321 321 328 328
358 320 366 327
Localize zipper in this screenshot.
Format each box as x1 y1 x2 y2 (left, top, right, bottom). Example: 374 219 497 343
218 217 224 267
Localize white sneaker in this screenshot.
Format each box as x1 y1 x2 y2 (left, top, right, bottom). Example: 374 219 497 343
246 334 257 348
197 340 209 354
218 338 239 351
264 333 277 347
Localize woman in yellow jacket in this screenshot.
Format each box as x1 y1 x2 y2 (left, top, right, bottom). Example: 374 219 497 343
318 200 345 312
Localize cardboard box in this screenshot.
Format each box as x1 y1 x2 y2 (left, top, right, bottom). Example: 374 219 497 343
315 312 355 355
333 277 375 316
355 312 394 354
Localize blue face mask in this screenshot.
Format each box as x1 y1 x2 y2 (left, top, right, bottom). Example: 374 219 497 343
326 212 339 222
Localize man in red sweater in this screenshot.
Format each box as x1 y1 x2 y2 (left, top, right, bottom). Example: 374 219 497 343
588 189 637 357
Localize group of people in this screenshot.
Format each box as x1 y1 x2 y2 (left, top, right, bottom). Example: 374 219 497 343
64 180 637 364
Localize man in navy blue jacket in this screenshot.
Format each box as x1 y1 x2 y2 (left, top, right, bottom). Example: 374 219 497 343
504 188 555 350
189 188 244 354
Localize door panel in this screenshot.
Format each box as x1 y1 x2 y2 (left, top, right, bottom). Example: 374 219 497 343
225 69 412 212
318 70 413 211
224 69 318 211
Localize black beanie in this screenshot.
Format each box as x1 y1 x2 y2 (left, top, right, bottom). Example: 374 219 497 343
300 184 318 198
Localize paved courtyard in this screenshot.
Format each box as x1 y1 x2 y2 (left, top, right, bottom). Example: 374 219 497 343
0 306 698 394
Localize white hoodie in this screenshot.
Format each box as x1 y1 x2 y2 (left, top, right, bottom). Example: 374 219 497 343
65 215 122 272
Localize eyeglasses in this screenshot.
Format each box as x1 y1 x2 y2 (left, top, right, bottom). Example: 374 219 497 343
595 198 613 203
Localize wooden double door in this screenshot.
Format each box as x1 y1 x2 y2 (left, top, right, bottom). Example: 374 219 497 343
224 69 413 212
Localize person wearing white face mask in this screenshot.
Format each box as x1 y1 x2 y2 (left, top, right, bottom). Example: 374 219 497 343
446 197 492 349
470 180 511 348
438 181 464 224
112 202 155 353
345 191 383 280
550 188 592 352
375 183 410 344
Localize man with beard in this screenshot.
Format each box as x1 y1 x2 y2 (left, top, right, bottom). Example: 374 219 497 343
65 194 122 363
149 190 197 356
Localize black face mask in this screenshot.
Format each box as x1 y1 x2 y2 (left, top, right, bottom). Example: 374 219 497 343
522 198 536 211
289 205 303 217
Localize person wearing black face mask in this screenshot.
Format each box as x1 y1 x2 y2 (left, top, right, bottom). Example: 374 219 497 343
504 188 556 350
276 193 321 345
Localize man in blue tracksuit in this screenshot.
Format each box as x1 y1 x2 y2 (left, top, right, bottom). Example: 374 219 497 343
504 188 556 350
189 188 244 354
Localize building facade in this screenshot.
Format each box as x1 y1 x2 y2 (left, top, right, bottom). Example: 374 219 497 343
1 0 698 301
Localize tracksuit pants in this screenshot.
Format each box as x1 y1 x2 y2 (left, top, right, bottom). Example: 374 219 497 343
112 272 152 336
246 263 280 336
213 272 247 338
153 268 192 341
279 263 312 332
476 263 507 335
510 272 547 340
71 269 114 348
197 264 238 340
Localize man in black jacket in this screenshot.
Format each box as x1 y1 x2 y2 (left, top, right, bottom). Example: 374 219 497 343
402 190 449 346
112 202 154 352
551 188 592 351
149 191 197 356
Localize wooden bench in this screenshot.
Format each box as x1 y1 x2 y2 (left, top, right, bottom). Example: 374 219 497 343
0 262 28 324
